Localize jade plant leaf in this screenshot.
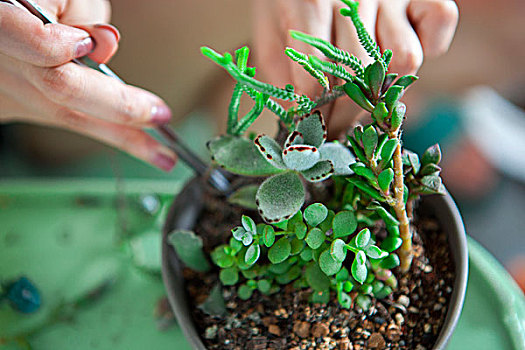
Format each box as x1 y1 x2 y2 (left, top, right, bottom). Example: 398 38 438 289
351 250 368 284
381 236 403 252
380 253 400 269
268 237 292 264
254 135 287 169
373 102 388 123
305 227 325 249
319 250 342 276
343 82 374 112
304 203 328 227
300 160 334 182
305 263 330 291
208 135 283 176
380 139 398 164
378 168 394 192
228 184 258 209
168 230 210 272
296 110 327 148
256 172 305 223
282 145 320 171
198 284 226 316
332 210 358 238
385 85 404 111
319 143 355 175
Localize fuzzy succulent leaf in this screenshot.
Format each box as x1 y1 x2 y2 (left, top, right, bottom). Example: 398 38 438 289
284 131 304 148
305 228 325 250
380 139 398 164
421 175 444 193
319 250 343 276
319 143 355 175
390 102 406 131
283 145 320 171
365 61 385 99
296 111 327 148
378 168 394 192
268 238 292 264
343 82 374 112
351 250 368 284
256 172 305 223
332 210 358 238
228 185 258 209
301 160 334 182
372 102 388 123
208 135 283 176
385 85 404 111
168 230 210 272
254 135 287 169
420 163 442 176
245 244 261 265
394 75 419 89
355 228 371 249
232 227 247 241
304 203 329 227
362 126 378 159
405 150 421 174
422 144 442 166
330 239 348 262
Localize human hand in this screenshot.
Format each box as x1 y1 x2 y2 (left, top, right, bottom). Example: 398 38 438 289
0 0 177 171
253 0 458 137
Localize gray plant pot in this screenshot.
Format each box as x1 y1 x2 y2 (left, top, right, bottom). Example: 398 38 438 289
161 178 468 350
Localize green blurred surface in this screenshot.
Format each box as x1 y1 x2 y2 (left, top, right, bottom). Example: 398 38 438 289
0 180 523 350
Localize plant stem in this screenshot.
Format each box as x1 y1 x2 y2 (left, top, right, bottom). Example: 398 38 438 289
390 138 412 272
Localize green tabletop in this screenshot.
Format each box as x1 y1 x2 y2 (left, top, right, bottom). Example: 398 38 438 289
0 180 523 349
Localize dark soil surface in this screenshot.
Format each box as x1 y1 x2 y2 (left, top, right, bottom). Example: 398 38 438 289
183 188 455 350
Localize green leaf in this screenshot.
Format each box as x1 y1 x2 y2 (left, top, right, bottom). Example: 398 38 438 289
198 284 226 316
257 280 272 295
211 245 234 268
253 135 286 169
343 82 374 112
347 177 386 202
305 228 325 249
421 175 443 192
304 203 329 227
291 238 305 255
228 185 258 209
374 285 393 299
355 228 371 249
268 237 292 264
294 222 308 239
319 143 355 175
336 267 350 282
245 244 261 265
390 102 406 130
319 210 335 233
262 225 276 247
380 253 400 269
354 125 363 144
385 85 404 111
378 168 394 192
333 210 358 238
367 203 400 227
330 239 348 262
338 291 352 309
350 163 377 185
372 102 388 123
283 145 321 171
268 260 293 274
422 143 442 166
380 139 398 164
208 135 283 176
351 251 368 284
242 215 257 233
229 237 243 254
256 172 305 223
168 230 210 272
420 163 442 176
300 247 313 261
220 268 239 286
362 126 378 160
355 295 371 310
381 236 403 253
238 284 254 300
405 150 421 174
365 61 385 98
319 250 343 276
301 160 334 182
347 135 367 163
394 75 418 89
296 110 327 148
365 245 388 259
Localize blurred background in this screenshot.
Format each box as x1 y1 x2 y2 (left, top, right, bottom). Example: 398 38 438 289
0 0 524 347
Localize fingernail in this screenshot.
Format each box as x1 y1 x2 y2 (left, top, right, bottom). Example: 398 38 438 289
75 37 94 58
94 24 121 41
153 152 176 172
151 105 172 124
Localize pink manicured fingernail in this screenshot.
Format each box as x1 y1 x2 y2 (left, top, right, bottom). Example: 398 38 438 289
153 153 176 172
94 24 121 41
75 37 94 58
151 105 172 124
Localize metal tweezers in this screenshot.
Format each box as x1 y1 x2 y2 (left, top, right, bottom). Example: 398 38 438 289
2 0 231 194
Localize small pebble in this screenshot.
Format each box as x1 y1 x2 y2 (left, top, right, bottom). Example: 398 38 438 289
397 295 410 307
367 332 386 349
395 313 404 325
312 323 330 338
424 323 432 333
293 321 311 338
268 324 281 336
204 325 218 339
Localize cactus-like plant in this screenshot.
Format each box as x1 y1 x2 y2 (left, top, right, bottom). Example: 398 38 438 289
170 0 445 311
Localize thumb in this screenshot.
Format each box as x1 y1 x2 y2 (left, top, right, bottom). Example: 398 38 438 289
75 24 120 64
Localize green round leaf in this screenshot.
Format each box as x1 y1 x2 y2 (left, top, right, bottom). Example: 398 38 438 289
262 226 276 247
336 267 350 282
242 233 253 246
351 251 367 284
305 263 330 291
355 228 371 249
300 247 313 261
294 223 308 240
380 254 400 269
238 284 254 300
338 291 352 309
343 281 353 293
305 228 325 249
241 215 257 233
333 210 357 238
381 236 403 252
257 279 272 294
378 168 394 192
219 268 239 286
291 238 305 255
245 244 261 265
211 245 234 268
355 295 371 310
330 239 347 262
365 245 388 259
268 237 291 264
232 227 246 241
319 250 343 276
304 203 329 227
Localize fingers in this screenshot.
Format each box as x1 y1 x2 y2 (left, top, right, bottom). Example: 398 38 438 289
24 61 172 126
0 3 94 67
76 24 120 64
407 0 459 58
58 0 111 25
377 0 423 76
